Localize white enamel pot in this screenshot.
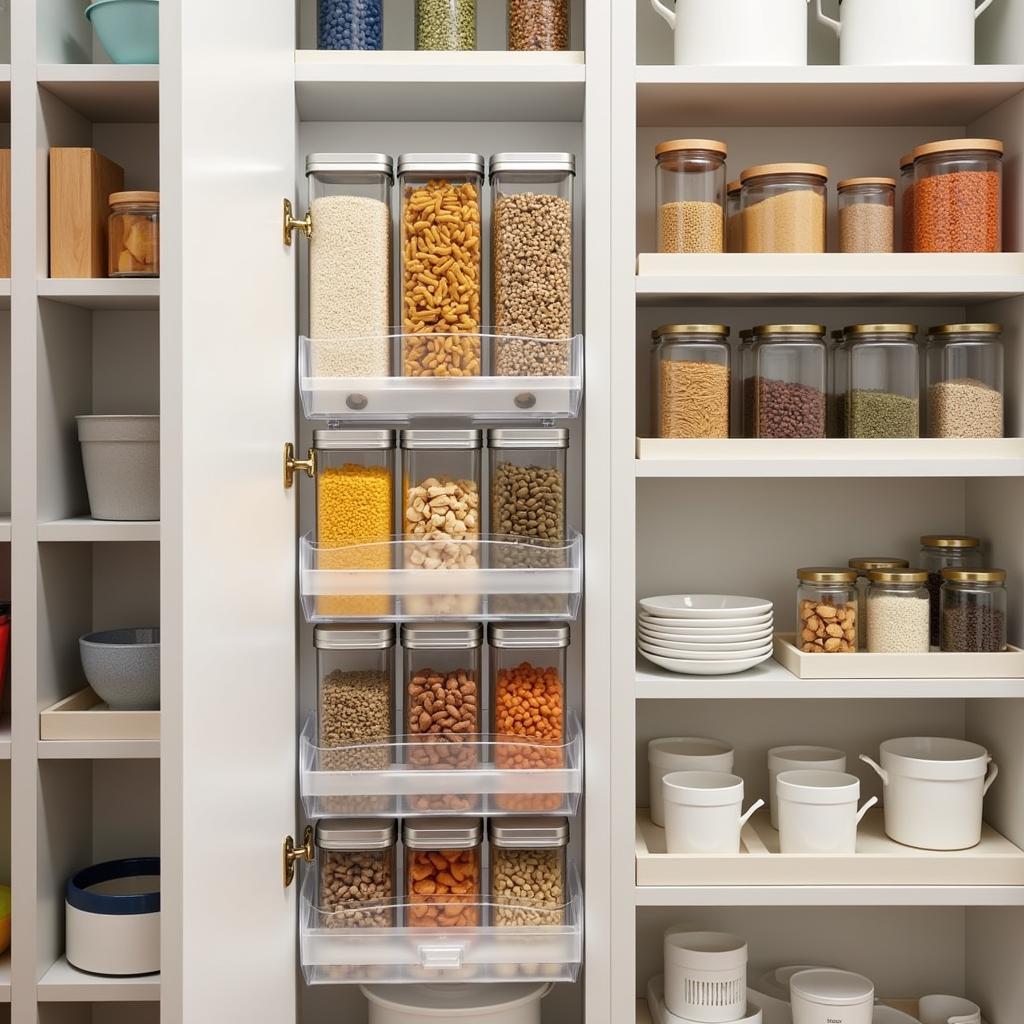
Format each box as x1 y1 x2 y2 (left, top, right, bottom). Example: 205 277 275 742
776 770 877 855
648 737 734 827
815 0 998 66
662 771 764 854
650 0 810 67
860 737 998 851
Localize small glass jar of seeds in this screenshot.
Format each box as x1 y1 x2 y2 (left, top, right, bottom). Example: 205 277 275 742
925 323 1004 439
837 177 895 254
655 139 728 254
940 568 1007 653
726 180 742 253
866 569 930 654
845 324 920 439
415 0 477 49
654 324 731 439
741 163 828 254
752 324 828 438
920 535 984 647
507 0 570 50
404 817 483 928
849 557 910 650
489 816 569 928
315 818 396 928
797 568 858 654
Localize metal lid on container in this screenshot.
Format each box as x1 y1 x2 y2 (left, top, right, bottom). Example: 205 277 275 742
397 153 486 177
488 623 570 649
867 568 928 584
305 153 394 177
927 323 1002 336
849 556 910 572
837 176 896 190
753 324 826 337
912 137 1004 160
316 818 397 851
651 324 730 341
655 138 728 158
845 323 918 338
941 567 1006 583
402 817 483 849
489 816 570 848
921 535 980 549
314 625 395 650
789 969 874 1008
489 152 575 176
313 428 396 451
399 429 482 450
400 623 483 649
486 428 569 449
797 567 857 583
740 162 828 183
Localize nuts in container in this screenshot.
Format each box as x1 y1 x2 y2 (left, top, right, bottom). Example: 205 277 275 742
316 819 396 928
489 817 569 928
797 567 859 653
403 818 483 929
108 191 158 277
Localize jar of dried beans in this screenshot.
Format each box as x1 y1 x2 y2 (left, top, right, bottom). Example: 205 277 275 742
726 180 742 253
489 817 569 927
866 569 930 655
108 191 159 277
655 139 727 254
846 324 920 439
316 818 396 928
741 163 828 254
925 323 1004 439
920 535 983 648
752 324 827 438
899 150 915 252
654 324 731 439
304 154 394 377
912 138 1003 253
404 818 483 928
415 0 477 49
489 623 569 812
940 568 1007 653
848 557 909 650
397 154 484 376
797 568 858 654
507 0 569 50
838 177 895 254
738 329 755 438
829 328 849 438
490 153 575 375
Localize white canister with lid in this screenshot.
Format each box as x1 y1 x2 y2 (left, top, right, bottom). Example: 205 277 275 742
664 929 748 1023
768 745 847 829
789 969 874 1024
361 983 552 1024
648 737 734 826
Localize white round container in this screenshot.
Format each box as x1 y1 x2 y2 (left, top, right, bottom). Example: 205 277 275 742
918 994 982 1024
662 771 764 854
361 983 552 1024
768 745 847 829
776 770 878 855
648 737 734 826
649 0 810 67
664 930 748 1023
790 969 874 1024
860 737 998 850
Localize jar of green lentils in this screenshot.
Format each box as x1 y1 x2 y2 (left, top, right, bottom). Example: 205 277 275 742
846 324 920 438
416 0 477 50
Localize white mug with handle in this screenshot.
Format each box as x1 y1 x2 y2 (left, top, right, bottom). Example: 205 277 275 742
918 994 982 1024
662 771 764 854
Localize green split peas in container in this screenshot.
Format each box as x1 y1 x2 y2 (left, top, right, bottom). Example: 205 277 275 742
416 0 477 49
845 324 921 439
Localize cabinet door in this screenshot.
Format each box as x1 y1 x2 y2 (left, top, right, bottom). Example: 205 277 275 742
160 3 298 1022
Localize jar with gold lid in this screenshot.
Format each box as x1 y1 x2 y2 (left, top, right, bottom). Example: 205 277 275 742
920 535 983 647
846 324 920 439
940 568 1007 653
655 139 727 254
849 556 910 649
654 324 731 439
796 568 858 654
752 324 827 438
866 568 930 654
925 323 1004 439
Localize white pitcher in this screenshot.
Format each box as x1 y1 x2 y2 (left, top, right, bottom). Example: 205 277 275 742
650 0 810 67
815 0 999 66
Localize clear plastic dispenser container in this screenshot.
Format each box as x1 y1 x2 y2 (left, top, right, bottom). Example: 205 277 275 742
900 151 916 252
797 568 858 654
507 0 570 50
920 535 983 648
866 568 930 655
317 0 384 50
654 324 731 439
845 324 920 439
925 323 1004 438
741 163 828 253
726 180 742 253
415 0 477 49
837 177 895 254
404 818 483 927
848 557 910 651
315 818 397 927
489 817 570 926
655 139 728 254
940 568 1008 653
752 324 827 438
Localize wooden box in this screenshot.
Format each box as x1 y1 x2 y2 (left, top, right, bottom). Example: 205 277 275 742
49 147 125 278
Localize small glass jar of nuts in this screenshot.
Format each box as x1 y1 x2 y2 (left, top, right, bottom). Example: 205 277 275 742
796 567 859 653
108 191 159 277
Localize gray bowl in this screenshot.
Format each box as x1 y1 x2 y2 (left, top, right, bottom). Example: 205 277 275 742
79 628 160 711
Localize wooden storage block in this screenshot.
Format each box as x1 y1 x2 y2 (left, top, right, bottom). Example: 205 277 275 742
49 147 125 278
0 150 9 278
40 687 159 740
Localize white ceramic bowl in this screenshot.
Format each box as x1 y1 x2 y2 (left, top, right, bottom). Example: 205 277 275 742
639 595 773 619
640 612 774 630
640 649 773 675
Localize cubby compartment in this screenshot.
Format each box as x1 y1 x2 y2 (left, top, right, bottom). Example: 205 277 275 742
39 1008 159 1023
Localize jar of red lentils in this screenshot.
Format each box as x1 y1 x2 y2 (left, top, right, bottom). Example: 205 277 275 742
912 138 1003 253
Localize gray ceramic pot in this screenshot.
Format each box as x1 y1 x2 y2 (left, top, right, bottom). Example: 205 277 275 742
79 628 160 710
77 415 159 521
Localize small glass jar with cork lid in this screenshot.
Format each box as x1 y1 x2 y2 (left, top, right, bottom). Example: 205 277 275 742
108 191 159 277
796 568 858 654
655 139 728 254
741 163 828 254
837 178 895 254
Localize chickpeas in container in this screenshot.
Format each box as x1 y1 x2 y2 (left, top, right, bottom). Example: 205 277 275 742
489 817 569 928
797 568 858 654
315 818 397 928
404 818 483 929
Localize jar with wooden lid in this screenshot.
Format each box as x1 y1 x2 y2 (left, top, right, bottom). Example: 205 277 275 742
654 324 731 439
845 324 920 439
752 324 827 438
920 535 983 647
726 180 742 252
899 151 915 252
849 557 910 649
866 569 930 654
108 191 158 277
655 139 727 254
940 568 1007 653
837 177 895 253
797 568 858 654
925 323 1004 439
741 163 827 254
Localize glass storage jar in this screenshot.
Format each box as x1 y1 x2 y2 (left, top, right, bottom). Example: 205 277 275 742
404 818 483 928
507 0 569 50
653 324 731 439
866 569 930 654
829 328 849 438
415 0 477 49
655 139 728 254
305 154 393 377
912 138 1003 253
489 817 569 927
797 568 859 654
726 180 742 253
317 0 383 49
316 819 396 927
314 429 396 619
848 557 910 651
397 154 484 376
925 323 1004 439
899 151 916 253
838 177 895 254
940 568 1007 653
738 328 755 438
845 324 920 439
108 191 159 277
752 324 828 438
920 535 983 647
490 623 569 812
741 163 828 254
489 153 575 372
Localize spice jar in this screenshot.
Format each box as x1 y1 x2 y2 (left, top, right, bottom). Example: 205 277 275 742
741 163 828 254
314 429 396 619
490 623 568 812
726 180 742 253
490 153 575 373
899 151 915 253
108 191 158 277
655 139 727 254
846 324 920 438
830 328 849 438
397 154 484 376
912 138 1003 253
654 324 731 439
797 568 858 654
415 0 476 49
404 818 483 928
849 557 910 650
838 178 895 254
507 0 569 50
866 569 930 654
489 817 569 926
304 154 393 376
752 324 828 438
317 0 383 49
316 819 396 927
920 535 983 647
738 329 755 438
941 568 1007 653
925 323 1004 439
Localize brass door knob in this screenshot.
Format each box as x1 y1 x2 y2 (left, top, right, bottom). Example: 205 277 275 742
283 198 312 246
284 443 315 489
283 826 314 887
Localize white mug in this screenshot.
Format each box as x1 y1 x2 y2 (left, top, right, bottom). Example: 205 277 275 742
776 770 877 855
768 745 847 828
919 994 982 1024
662 771 764 854
648 737 734 827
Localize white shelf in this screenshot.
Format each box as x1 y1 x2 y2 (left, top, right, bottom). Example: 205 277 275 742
633 884 1024 907
636 64 1024 126
38 278 160 310
37 738 159 759
37 957 160 1002
37 518 160 542
36 64 159 122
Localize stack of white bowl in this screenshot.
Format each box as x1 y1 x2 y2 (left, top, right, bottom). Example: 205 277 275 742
637 595 774 675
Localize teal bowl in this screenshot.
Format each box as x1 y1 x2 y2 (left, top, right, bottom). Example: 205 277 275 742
85 0 159 65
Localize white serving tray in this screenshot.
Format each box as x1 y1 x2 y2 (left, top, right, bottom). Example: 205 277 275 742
635 808 1024 887
774 633 1024 679
39 688 160 741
